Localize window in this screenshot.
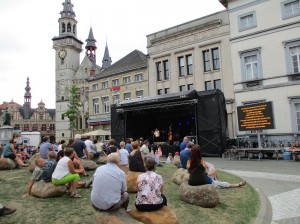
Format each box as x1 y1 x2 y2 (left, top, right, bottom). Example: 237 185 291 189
214 79 221 90
93 98 99 114
32 124 38 131
163 60 170 80
239 48 262 81
136 90 143 98
112 79 119 87
284 39 300 74
282 0 300 19
124 92 131 100
50 124 55 131
187 84 194 90
41 124 46 131
205 81 212 90
296 103 300 131
164 88 170 94
62 133 64 137
61 96 64 101
212 48 220 70
23 124 29 131
179 85 186 92
135 73 143 82
157 89 163 95
156 62 162 81
113 95 120 104
203 50 211 72
123 76 131 84
102 81 109 89
186 55 193 75
178 57 185 77
14 124 20 130
102 97 110 113
92 84 99 91
84 68 88 75
238 12 257 31
61 114 64 120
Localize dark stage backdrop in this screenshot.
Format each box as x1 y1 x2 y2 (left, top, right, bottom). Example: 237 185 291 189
111 90 227 156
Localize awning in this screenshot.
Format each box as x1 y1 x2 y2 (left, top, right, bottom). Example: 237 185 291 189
81 129 111 136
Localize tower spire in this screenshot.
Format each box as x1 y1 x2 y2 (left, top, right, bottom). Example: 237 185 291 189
23 77 32 119
85 27 97 64
102 41 112 69
58 0 77 37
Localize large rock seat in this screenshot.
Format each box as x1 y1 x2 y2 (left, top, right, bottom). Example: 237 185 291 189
172 168 189 185
31 181 66 198
82 159 98 171
0 158 16 170
96 155 107 164
126 171 142 193
179 181 219 208
119 165 129 174
96 208 142 224
128 206 179 224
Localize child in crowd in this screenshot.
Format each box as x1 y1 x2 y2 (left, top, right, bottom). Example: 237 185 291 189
41 151 57 182
173 151 182 168
22 158 45 199
166 153 173 164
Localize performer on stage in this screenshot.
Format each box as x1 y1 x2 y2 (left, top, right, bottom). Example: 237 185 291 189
154 128 160 142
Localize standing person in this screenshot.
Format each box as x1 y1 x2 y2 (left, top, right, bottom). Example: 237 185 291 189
187 145 246 188
2 139 28 167
95 139 104 152
125 139 132 153
73 134 89 159
106 139 118 155
52 148 82 198
180 142 194 169
135 157 167 211
91 153 129 211
180 137 189 152
119 141 129 165
39 136 54 159
129 141 146 172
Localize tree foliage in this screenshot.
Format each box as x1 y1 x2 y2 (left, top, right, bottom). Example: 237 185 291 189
63 84 81 133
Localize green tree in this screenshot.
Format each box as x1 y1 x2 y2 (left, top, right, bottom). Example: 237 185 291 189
63 84 81 137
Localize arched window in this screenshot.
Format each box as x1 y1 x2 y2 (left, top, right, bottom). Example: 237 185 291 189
67 23 71 32
62 23 65 33
73 24 76 34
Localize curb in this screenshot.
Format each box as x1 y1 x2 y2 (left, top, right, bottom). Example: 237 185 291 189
254 187 273 224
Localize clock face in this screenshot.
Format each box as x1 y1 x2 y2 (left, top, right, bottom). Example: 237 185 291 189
58 49 67 59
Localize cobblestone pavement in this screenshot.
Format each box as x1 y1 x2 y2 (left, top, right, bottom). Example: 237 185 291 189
204 157 300 224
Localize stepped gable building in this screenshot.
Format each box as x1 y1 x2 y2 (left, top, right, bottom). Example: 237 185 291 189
0 78 56 142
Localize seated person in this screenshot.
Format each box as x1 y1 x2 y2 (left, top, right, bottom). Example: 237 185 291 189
129 141 146 172
166 153 173 164
52 148 82 198
135 158 167 211
119 141 129 165
187 145 246 188
22 158 45 199
41 151 57 182
3 139 28 167
91 153 129 212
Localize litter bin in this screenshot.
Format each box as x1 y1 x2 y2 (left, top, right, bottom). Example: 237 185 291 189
283 152 291 160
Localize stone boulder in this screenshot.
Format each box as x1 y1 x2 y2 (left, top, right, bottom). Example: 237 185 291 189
119 165 129 174
179 181 219 208
82 160 98 171
28 153 40 172
126 171 142 193
172 168 189 185
96 156 107 164
96 208 142 224
128 206 179 224
173 160 182 168
0 158 16 170
31 181 67 198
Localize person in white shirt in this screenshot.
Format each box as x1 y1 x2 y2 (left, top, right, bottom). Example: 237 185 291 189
84 136 99 160
118 141 129 165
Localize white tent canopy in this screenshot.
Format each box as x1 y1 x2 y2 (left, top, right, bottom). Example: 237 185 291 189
81 129 111 136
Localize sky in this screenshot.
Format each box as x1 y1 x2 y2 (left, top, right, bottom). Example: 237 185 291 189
0 0 225 109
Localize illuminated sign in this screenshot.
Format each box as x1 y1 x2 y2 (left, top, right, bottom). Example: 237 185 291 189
237 101 275 131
